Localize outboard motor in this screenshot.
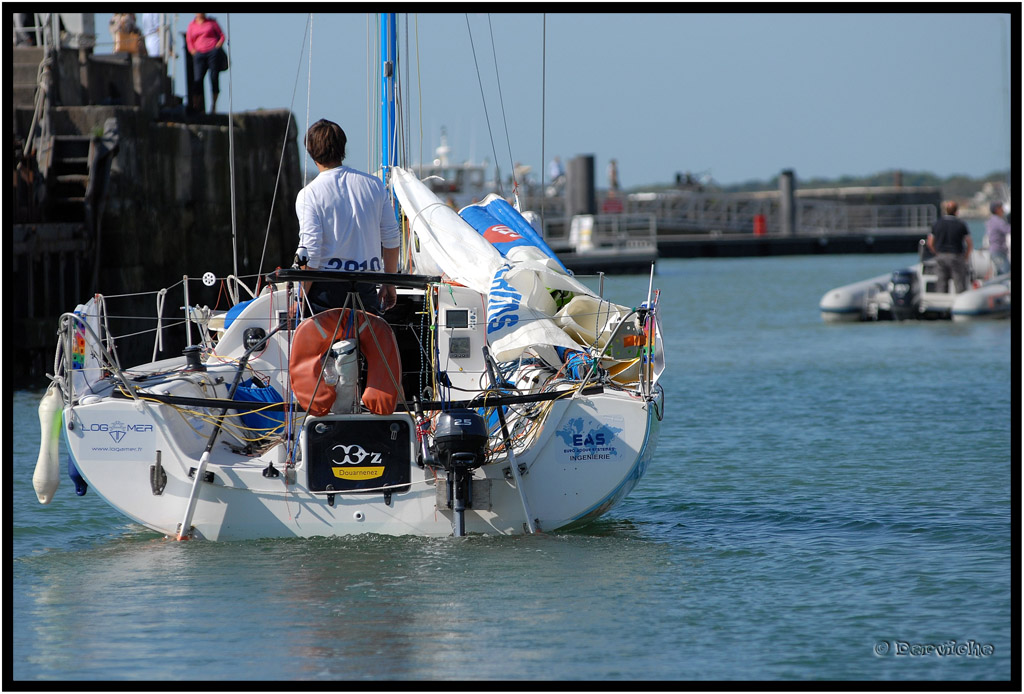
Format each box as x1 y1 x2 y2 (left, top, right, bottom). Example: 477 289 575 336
888 268 920 321
431 409 490 536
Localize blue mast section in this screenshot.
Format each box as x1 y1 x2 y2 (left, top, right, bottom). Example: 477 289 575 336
380 13 397 186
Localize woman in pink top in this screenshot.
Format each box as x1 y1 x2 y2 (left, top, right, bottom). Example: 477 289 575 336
185 13 225 113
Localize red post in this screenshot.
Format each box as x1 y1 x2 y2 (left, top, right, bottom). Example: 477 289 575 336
753 214 766 236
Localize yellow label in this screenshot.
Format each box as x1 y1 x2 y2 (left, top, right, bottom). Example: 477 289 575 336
331 466 385 480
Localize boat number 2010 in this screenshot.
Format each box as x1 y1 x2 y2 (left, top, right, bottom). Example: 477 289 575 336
324 257 382 272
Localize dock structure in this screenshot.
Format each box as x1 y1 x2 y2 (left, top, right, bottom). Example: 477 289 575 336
12 13 301 387
523 175 940 265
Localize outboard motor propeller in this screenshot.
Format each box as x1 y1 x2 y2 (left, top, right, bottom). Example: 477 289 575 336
431 409 489 536
888 268 920 321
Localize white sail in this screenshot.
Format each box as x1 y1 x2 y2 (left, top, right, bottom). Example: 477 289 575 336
393 166 592 362
392 166 503 293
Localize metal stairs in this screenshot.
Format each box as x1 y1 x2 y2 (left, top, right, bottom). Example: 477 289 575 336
43 135 93 222
13 46 45 109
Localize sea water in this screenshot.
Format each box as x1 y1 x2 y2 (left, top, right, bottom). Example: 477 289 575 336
9 255 1013 682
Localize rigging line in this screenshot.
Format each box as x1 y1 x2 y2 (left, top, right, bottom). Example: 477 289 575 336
401 15 411 171
415 14 423 183
464 13 504 197
401 14 420 272
257 14 312 278
227 14 239 305
391 16 403 180
486 14 519 204
375 14 383 175
305 13 313 184
366 13 370 170
366 14 373 171
540 14 547 230
392 15 408 262
368 14 381 174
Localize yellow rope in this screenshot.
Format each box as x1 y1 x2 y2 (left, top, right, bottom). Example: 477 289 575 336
116 386 295 442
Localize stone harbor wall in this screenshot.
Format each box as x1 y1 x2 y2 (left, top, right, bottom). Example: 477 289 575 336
14 106 302 384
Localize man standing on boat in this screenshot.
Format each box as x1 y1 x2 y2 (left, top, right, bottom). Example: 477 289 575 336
295 119 401 314
984 201 1011 276
926 200 973 293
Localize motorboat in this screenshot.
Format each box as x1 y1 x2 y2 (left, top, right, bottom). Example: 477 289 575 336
820 240 1010 321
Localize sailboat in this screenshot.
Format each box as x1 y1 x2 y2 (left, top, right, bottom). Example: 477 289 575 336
32 13 666 539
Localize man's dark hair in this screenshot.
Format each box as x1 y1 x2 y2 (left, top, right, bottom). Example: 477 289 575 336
305 119 346 166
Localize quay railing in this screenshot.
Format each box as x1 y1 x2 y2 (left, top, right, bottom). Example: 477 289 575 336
524 191 937 239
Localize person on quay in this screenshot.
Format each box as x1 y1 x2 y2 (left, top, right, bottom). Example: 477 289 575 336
926 200 973 293
141 13 162 58
608 158 619 191
295 119 401 315
186 13 226 113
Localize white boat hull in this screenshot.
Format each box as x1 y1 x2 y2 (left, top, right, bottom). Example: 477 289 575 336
819 273 890 322
63 390 660 539
951 276 1012 320
37 164 666 540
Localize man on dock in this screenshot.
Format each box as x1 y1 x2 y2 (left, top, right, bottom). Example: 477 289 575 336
926 200 972 293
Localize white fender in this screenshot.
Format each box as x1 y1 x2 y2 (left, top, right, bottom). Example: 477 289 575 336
33 385 63 504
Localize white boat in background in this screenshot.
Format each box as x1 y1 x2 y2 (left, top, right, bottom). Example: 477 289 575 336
820 240 1010 322
412 127 497 208
32 14 666 540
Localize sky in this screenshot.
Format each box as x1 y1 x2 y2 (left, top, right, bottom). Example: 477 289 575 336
98 10 1013 189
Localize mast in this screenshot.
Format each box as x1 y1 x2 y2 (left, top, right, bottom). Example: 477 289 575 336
380 12 405 267
380 13 397 185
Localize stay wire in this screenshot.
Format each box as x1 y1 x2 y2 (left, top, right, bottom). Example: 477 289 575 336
486 14 518 206
397 15 413 268
415 14 423 187
367 14 379 174
540 14 547 228
401 15 411 171
305 13 313 182
226 14 238 304
257 13 312 278
464 13 503 198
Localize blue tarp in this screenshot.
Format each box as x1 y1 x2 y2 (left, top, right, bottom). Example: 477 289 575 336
233 379 286 431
